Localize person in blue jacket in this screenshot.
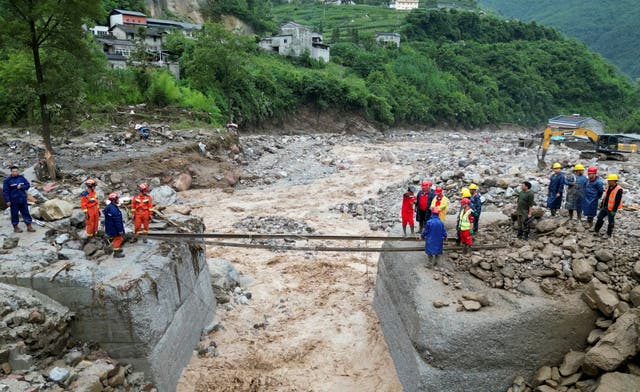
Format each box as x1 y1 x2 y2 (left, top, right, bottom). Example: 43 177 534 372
420 207 447 267
469 183 482 232
547 162 565 216
103 192 125 258
2 166 35 233
582 166 604 227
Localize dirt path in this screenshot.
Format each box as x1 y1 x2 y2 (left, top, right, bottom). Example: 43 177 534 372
175 137 411 391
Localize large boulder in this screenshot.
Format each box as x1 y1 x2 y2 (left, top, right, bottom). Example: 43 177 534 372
595 372 640 392
534 218 564 233
374 238 597 392
584 309 640 372
172 173 193 192
149 185 177 207
582 279 620 317
40 199 74 221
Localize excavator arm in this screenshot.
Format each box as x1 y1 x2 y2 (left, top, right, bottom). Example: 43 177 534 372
537 127 600 168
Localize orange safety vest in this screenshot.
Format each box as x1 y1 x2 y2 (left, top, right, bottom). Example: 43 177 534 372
606 185 623 211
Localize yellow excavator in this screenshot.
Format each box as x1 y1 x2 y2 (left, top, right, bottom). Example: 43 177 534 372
537 115 638 168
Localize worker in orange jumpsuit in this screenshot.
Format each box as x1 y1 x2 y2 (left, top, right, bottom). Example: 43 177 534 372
80 179 100 238
131 183 153 242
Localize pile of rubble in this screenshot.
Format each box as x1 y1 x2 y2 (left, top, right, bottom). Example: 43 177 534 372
0 284 153 392
508 283 640 392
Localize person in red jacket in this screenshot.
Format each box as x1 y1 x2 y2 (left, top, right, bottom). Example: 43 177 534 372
80 179 100 238
401 186 417 237
131 183 153 242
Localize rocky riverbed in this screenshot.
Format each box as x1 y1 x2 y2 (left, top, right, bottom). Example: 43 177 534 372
2 125 640 391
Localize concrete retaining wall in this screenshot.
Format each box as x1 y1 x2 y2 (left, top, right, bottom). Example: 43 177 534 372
374 239 597 392
0 239 215 392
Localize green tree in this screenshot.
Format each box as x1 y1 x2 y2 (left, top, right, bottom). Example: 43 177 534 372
330 27 340 43
0 0 101 179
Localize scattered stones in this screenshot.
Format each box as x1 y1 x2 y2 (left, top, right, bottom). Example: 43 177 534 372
462 291 490 307
572 259 594 283
48 366 70 383
433 300 449 308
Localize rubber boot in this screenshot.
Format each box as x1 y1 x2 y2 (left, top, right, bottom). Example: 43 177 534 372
523 231 529 241
568 210 574 220
13 225 23 233
402 225 407 238
586 217 594 228
606 224 614 238
577 211 582 221
410 226 415 236
550 209 556 216
462 244 469 254
113 249 125 258
517 229 523 239
27 224 35 232
593 219 603 234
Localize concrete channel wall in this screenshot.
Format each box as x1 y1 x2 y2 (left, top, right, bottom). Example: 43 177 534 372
0 239 215 392
374 239 597 392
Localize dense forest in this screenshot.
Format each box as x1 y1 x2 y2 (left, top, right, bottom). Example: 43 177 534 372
479 0 640 80
1 0 639 137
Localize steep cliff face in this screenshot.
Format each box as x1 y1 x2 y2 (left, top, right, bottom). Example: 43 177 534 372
146 0 204 23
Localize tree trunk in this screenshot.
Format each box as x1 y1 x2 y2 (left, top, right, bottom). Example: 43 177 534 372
29 20 56 180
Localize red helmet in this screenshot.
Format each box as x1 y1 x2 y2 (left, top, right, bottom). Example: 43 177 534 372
422 181 432 188
460 198 471 206
85 179 96 187
108 192 119 201
139 183 149 191
587 166 598 174
435 187 443 195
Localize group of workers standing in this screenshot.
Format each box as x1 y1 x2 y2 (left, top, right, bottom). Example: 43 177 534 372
402 181 483 266
3 166 153 258
405 163 625 267
545 163 623 237
80 180 154 257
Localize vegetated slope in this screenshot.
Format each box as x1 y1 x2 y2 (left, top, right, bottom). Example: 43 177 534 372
478 0 640 79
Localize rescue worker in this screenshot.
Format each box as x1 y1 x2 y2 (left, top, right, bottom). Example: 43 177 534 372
547 162 565 216
582 167 604 227
517 181 535 240
401 186 416 237
420 207 447 267
457 198 474 254
2 166 35 233
80 179 100 238
104 192 125 258
456 188 472 244
430 187 449 223
469 184 482 232
565 164 587 221
415 181 435 232
131 183 153 243
594 174 623 238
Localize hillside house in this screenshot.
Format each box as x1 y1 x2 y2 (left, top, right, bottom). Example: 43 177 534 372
90 9 201 78
390 0 419 10
259 22 330 62
375 32 401 47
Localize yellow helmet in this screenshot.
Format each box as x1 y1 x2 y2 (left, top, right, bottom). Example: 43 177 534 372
573 164 585 171
552 162 562 169
469 183 478 190
461 188 471 198
606 174 619 181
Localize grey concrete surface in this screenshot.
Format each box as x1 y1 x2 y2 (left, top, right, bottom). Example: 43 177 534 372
0 216 215 392
374 236 597 392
